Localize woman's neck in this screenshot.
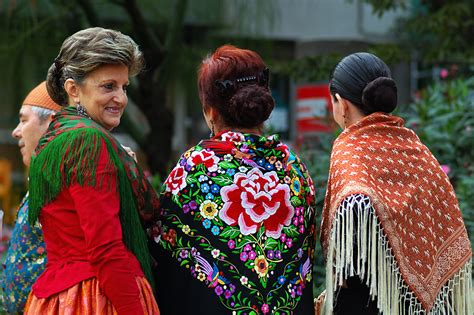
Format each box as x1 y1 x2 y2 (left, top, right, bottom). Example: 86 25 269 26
215 126 262 136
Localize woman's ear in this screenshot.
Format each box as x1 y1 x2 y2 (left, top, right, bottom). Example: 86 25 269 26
204 106 220 125
207 106 219 122
335 93 349 116
64 78 80 104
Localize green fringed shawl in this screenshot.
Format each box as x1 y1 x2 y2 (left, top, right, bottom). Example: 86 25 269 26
28 106 160 290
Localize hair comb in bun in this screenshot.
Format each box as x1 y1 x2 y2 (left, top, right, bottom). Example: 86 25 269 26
215 68 270 98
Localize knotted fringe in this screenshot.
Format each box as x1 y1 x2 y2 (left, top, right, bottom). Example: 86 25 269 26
324 196 472 315
28 128 154 290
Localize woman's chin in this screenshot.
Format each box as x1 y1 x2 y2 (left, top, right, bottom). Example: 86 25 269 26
103 119 120 131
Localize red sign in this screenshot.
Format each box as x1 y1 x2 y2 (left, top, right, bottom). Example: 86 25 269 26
296 84 333 133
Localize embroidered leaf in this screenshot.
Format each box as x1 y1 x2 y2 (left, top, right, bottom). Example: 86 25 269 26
213 174 234 186
290 196 302 206
196 195 204 204
181 195 192 203
282 226 299 237
186 176 197 184
264 238 279 249
219 161 236 169
172 193 180 206
199 242 212 251
220 227 241 239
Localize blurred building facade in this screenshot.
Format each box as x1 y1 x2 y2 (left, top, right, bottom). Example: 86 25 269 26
0 0 411 214
171 0 410 153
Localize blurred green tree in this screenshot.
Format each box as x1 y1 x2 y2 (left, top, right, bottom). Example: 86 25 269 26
274 0 474 83
0 0 276 177
364 0 474 61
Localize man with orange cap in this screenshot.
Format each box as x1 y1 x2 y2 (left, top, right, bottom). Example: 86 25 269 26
1 81 61 313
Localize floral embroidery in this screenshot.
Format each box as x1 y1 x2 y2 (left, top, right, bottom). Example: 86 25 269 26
164 166 188 194
221 131 245 142
157 131 316 314
220 168 294 238
200 200 219 219
188 150 220 172
1 196 46 314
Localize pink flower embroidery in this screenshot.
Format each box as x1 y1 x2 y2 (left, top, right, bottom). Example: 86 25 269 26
189 150 219 172
221 131 245 143
164 166 188 194
220 169 294 238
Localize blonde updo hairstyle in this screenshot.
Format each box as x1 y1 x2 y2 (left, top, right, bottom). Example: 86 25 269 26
46 27 144 106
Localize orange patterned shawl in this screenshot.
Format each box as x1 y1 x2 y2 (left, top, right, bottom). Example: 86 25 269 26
321 113 471 313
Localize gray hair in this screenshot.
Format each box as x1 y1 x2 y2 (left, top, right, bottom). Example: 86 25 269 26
30 106 56 124
46 27 144 106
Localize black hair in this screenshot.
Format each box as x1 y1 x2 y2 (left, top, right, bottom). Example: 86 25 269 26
329 52 397 115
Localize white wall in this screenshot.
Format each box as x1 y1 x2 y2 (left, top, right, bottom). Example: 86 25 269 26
223 0 406 43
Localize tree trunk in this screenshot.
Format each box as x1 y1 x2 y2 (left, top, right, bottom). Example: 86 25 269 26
134 68 174 178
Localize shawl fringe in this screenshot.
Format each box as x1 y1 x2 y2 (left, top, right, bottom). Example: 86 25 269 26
324 196 472 315
28 127 154 290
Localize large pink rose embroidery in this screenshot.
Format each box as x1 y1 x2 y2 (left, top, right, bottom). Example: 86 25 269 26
220 169 295 238
189 150 219 172
164 166 188 194
221 131 245 143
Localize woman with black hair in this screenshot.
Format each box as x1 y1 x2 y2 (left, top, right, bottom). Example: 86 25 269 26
319 52 472 315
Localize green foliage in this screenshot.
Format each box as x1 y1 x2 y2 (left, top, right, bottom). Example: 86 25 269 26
402 2 474 61
270 54 342 83
361 0 409 16
400 77 474 249
272 43 410 84
366 0 474 62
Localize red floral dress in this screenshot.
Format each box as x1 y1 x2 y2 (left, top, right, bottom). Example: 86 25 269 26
151 131 316 314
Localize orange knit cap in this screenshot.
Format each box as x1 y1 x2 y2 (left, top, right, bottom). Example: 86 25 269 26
22 81 62 112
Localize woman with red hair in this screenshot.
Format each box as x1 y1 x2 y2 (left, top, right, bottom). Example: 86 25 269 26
151 45 317 314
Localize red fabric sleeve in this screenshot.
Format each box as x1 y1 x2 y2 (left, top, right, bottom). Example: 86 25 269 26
70 142 144 315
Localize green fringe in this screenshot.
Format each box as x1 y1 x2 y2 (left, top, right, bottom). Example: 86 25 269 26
29 127 154 290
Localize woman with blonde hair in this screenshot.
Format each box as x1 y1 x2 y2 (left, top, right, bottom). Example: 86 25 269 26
25 27 160 314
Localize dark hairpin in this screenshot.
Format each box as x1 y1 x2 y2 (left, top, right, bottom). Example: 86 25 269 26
214 79 235 97
214 68 270 98
257 68 270 87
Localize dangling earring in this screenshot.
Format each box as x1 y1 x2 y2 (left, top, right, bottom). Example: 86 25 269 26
343 114 348 129
76 103 89 118
209 120 215 138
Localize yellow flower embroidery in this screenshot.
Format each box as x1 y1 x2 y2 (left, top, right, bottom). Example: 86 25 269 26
200 200 218 219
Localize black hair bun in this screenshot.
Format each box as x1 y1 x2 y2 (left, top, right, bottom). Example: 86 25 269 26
362 77 397 114
226 85 274 128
